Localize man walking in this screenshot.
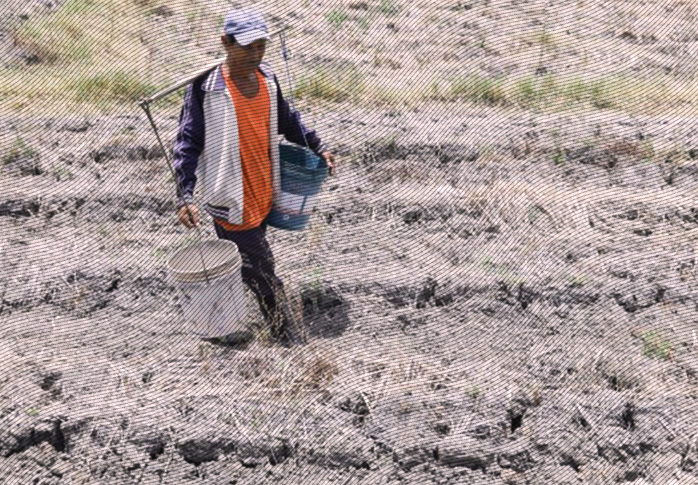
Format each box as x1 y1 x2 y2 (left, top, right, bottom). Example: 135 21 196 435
172 8 335 346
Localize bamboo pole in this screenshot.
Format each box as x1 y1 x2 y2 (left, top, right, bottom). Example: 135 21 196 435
138 25 290 106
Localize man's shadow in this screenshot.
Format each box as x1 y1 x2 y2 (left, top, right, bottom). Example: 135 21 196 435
201 284 350 349
202 284 350 349
297 284 351 339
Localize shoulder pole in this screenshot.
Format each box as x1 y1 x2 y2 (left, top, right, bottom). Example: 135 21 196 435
138 26 290 107
136 24 291 287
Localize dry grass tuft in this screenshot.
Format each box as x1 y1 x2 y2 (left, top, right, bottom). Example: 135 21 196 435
10 0 109 64
432 73 682 113
71 71 159 104
1 137 39 166
302 355 339 389
638 330 674 362
4 0 698 116
295 65 365 103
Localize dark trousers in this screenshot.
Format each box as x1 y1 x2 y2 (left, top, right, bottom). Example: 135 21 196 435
213 219 284 319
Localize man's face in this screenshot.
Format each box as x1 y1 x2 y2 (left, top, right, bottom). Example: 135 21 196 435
222 36 267 73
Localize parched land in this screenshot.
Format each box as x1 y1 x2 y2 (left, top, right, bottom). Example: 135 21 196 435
2 0 698 484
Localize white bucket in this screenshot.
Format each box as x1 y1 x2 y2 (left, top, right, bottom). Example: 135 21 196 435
166 240 249 340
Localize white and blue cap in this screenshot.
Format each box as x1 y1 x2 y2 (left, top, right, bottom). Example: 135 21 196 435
223 8 271 46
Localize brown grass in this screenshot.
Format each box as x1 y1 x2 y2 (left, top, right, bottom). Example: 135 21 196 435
4 0 698 115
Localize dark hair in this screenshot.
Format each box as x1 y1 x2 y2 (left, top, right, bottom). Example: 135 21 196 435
226 34 236 44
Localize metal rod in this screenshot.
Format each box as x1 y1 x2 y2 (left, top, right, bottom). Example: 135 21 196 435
138 102 211 286
279 29 310 149
138 25 290 106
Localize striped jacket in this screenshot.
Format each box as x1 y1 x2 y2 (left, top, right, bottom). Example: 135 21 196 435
172 61 326 225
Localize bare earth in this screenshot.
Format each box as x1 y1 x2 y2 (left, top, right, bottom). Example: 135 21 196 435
2 102 698 484
3 0 698 484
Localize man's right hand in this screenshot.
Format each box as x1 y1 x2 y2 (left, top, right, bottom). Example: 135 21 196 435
177 204 201 228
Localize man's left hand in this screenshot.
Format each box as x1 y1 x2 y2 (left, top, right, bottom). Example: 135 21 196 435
322 151 336 176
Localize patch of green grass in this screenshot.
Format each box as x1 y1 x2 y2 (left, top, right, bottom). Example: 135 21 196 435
151 247 169 260
51 167 75 181
2 138 39 165
527 204 549 223
356 17 371 31
640 331 673 361
379 0 401 15
295 65 364 103
567 273 589 287
2 0 177 113
326 9 348 27
443 73 667 112
533 30 554 45
465 385 482 399
71 70 158 104
475 255 525 285
25 408 40 417
640 137 655 162
12 20 92 64
551 148 565 165
514 77 536 102
429 80 441 98
478 256 495 268
496 268 526 287
513 74 557 107
10 0 104 64
561 77 629 110
563 78 588 103
449 74 506 105
588 79 616 109
62 0 99 13
311 266 324 290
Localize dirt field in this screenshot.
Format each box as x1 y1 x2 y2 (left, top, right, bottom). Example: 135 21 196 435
3 1 698 484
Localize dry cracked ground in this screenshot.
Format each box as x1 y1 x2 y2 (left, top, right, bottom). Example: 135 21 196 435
4 0 698 484
2 104 698 485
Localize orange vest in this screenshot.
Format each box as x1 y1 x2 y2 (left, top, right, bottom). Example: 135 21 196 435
215 68 273 231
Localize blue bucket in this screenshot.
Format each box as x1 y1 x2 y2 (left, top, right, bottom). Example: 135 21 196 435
267 144 329 231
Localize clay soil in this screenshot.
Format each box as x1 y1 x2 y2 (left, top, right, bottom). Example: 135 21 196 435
2 103 698 484
3 1 698 484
